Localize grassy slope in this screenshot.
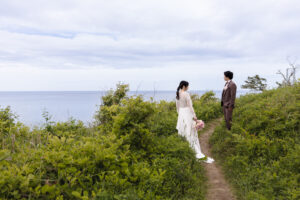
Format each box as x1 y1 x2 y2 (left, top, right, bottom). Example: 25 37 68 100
210 83 300 200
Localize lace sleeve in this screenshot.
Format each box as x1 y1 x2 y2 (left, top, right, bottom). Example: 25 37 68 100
176 99 179 113
186 93 197 119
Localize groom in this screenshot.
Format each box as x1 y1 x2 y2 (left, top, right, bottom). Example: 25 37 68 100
221 71 237 130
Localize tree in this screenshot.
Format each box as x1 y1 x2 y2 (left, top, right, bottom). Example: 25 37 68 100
241 75 267 91
276 57 299 87
94 83 129 127
101 82 129 106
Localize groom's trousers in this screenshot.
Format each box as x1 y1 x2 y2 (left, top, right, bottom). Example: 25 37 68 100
223 106 233 130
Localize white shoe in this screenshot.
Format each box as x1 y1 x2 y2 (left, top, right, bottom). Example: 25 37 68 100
204 157 214 164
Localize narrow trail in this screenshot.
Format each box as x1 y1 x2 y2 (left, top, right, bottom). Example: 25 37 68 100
199 118 236 200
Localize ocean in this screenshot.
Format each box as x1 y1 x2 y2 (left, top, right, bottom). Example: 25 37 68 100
0 90 248 126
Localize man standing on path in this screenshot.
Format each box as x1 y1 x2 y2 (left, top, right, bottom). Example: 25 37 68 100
221 71 237 130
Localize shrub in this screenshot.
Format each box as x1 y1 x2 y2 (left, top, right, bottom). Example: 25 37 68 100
0 85 222 199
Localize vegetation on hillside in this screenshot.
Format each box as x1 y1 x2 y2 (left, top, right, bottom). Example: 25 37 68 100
0 84 221 200
210 82 300 200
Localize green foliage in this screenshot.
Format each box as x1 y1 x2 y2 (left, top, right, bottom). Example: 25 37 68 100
0 85 222 199
241 75 267 91
101 83 129 107
210 83 300 200
192 91 222 122
94 83 129 132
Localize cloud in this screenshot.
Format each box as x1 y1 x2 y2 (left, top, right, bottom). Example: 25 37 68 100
0 0 299 90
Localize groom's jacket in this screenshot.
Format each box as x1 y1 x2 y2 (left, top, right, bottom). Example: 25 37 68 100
221 81 237 108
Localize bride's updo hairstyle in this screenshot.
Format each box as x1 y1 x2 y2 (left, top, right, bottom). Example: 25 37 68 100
176 81 189 100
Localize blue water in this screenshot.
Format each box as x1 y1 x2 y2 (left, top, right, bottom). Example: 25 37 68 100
0 90 247 126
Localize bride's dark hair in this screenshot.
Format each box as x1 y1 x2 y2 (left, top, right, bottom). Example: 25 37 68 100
176 81 189 100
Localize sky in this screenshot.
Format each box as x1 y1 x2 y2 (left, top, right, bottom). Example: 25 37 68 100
0 0 299 91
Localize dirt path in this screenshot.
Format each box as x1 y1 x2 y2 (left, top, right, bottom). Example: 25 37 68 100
199 119 236 200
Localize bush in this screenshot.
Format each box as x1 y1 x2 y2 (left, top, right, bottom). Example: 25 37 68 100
0 85 222 199
192 91 222 122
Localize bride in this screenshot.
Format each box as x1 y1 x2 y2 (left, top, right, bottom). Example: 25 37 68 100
176 81 214 164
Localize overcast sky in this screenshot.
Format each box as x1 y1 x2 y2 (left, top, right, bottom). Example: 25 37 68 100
0 0 299 91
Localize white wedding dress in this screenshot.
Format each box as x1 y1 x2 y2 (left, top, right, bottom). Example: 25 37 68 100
176 90 214 163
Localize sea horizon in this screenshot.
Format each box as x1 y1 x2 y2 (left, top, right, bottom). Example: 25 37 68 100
0 90 249 126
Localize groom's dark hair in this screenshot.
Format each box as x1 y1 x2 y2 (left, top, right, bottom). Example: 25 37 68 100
224 71 233 80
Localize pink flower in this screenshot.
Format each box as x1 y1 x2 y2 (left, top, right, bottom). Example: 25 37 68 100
195 120 205 131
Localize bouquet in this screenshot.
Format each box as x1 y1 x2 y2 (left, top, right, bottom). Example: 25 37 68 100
195 120 205 131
